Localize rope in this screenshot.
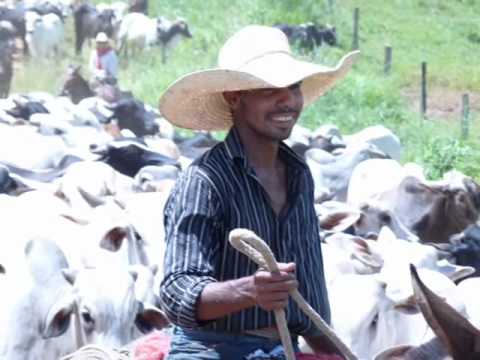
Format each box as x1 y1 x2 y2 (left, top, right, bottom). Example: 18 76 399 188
229 228 358 360
60 345 131 360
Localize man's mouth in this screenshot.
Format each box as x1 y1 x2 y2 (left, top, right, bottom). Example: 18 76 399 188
270 113 297 123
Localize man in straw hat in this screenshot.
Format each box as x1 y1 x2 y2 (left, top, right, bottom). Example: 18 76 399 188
159 25 359 359
89 32 119 81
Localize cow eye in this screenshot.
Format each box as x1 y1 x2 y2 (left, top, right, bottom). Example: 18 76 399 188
380 212 391 224
81 309 95 331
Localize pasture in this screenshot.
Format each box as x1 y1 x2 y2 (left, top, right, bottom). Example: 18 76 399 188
10 0 480 179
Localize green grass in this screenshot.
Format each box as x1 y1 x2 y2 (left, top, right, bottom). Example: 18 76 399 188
11 0 480 179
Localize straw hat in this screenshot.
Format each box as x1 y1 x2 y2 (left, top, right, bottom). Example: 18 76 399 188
159 25 360 131
95 32 109 44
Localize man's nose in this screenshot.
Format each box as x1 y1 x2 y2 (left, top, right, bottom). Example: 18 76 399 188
276 87 302 108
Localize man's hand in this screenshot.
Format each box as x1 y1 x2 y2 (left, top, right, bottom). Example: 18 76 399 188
252 262 298 311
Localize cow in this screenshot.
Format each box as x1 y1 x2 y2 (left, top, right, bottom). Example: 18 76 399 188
105 98 159 136
59 65 95 104
446 224 480 277
73 3 116 54
91 138 180 177
0 5 28 55
374 176 480 243
6 95 49 120
375 265 480 360
25 11 64 58
0 238 168 359
306 142 387 202
117 13 192 63
128 0 147 14
274 22 337 50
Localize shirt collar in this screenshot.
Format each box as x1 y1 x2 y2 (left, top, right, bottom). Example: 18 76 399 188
223 126 308 171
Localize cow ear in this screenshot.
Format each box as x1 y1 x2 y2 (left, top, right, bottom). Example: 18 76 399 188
100 226 127 252
318 210 361 232
0 263 5 274
42 294 75 339
135 303 169 334
374 344 413 359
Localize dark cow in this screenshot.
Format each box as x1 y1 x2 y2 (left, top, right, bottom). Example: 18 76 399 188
377 176 480 243
0 6 27 54
59 65 94 104
6 97 49 120
128 0 147 14
91 138 179 177
274 22 337 49
106 98 159 136
73 4 116 54
447 225 480 277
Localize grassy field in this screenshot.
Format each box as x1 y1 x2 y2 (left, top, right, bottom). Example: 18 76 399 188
11 0 480 179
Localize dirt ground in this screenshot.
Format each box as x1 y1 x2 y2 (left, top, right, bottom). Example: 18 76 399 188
402 86 480 122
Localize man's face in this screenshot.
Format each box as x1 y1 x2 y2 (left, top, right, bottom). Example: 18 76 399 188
232 82 304 142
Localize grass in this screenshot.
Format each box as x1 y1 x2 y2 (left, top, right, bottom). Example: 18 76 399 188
11 0 480 179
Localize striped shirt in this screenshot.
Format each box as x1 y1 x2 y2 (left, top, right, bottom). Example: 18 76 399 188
159 127 330 336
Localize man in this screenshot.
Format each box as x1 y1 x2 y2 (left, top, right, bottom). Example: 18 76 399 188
159 25 359 359
89 32 119 81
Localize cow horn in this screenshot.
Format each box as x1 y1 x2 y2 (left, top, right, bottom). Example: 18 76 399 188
77 186 106 208
410 264 480 359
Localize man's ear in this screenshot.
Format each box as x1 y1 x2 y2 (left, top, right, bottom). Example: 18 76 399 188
223 91 243 110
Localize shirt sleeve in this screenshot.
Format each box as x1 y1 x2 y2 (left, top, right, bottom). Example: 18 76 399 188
159 166 223 328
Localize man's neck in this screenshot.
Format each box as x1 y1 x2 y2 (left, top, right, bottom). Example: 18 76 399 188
234 126 281 171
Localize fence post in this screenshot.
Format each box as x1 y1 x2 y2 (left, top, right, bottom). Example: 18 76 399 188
352 7 360 50
384 45 392 75
461 93 470 139
327 0 335 13
421 61 427 118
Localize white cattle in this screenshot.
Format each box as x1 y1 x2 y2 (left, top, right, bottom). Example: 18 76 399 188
117 13 191 62
306 142 386 202
344 125 402 161
117 12 158 56
0 123 68 169
329 268 458 359
0 239 167 359
0 239 76 360
25 11 64 58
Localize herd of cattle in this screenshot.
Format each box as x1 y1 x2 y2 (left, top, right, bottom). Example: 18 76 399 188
0 0 194 99
0 80 479 359
0 2 478 359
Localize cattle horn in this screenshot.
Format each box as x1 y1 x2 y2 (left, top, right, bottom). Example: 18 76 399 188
410 264 480 359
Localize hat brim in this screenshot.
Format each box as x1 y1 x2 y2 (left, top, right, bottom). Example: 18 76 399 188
159 50 360 131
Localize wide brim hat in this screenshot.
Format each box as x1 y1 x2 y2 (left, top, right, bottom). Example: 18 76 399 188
95 32 110 44
159 25 360 131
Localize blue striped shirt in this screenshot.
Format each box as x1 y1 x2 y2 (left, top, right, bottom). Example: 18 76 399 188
160 127 330 336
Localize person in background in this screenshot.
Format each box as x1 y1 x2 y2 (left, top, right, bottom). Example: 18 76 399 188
89 32 118 85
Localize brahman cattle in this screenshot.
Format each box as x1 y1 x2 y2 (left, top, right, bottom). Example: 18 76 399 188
117 13 192 63
25 11 64 58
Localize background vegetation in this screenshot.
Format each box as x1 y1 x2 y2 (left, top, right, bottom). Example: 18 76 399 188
12 0 480 179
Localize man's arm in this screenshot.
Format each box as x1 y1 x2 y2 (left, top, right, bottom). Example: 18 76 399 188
197 263 297 321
